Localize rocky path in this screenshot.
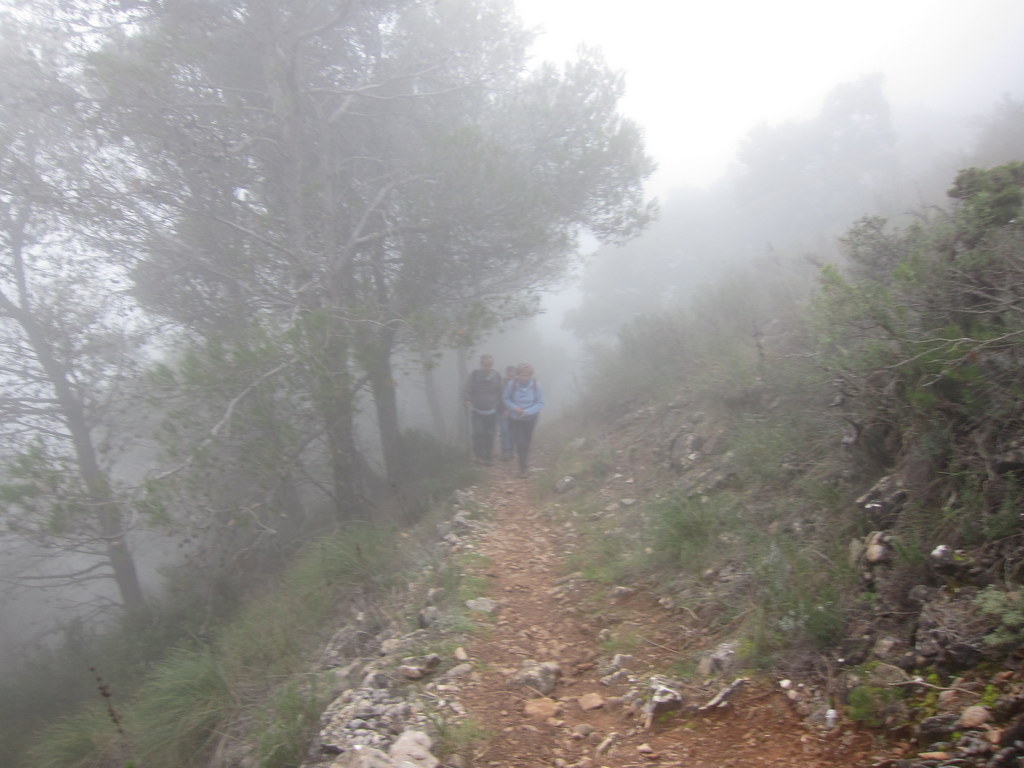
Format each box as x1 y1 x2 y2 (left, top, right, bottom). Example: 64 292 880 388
451 463 875 768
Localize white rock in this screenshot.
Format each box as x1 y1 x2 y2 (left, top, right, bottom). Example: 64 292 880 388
389 731 438 768
958 705 991 728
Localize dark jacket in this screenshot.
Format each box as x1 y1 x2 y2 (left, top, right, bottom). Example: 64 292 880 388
464 368 503 413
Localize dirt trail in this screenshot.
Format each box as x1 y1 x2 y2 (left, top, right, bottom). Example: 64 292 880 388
451 462 876 768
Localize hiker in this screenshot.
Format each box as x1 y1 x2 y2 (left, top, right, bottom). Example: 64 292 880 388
497 364 517 461
503 362 544 478
463 354 503 465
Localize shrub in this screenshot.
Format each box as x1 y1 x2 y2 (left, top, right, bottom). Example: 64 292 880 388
254 679 327 768
27 702 130 768
975 586 1024 648
740 536 852 666
652 494 745 577
846 684 905 728
132 649 233 767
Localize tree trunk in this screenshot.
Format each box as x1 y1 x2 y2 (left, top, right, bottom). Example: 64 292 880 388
9 294 148 613
366 327 409 502
63 390 148 612
312 365 364 521
98 505 148 612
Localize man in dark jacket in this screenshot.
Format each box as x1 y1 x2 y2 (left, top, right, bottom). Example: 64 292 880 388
463 354 503 464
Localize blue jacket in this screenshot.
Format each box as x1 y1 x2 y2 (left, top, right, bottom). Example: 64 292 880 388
503 378 544 420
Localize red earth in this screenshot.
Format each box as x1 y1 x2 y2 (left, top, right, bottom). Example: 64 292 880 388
447 461 884 768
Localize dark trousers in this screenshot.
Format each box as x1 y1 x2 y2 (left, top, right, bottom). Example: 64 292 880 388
508 417 537 473
470 411 497 461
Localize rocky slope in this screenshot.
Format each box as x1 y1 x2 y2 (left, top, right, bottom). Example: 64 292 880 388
297 464 873 767
286 391 1024 768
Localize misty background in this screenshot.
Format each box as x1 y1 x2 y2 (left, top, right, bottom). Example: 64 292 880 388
1 1 1024 764
2 0 1023 663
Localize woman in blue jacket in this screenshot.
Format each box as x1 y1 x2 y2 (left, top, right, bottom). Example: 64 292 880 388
503 363 544 478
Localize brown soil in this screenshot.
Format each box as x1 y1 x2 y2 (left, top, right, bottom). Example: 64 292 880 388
450 460 879 768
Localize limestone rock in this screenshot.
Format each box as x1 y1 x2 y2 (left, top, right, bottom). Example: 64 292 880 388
331 745 395 768
856 475 907 528
524 697 562 719
554 476 576 493
958 705 991 728
696 641 737 676
389 730 439 768
510 660 562 696
641 677 684 727
465 597 499 614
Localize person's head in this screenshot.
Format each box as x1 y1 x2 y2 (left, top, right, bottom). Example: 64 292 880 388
479 354 494 370
516 363 533 381
505 365 516 378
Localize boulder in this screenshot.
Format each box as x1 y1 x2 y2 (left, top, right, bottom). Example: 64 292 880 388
510 660 562 696
389 731 438 768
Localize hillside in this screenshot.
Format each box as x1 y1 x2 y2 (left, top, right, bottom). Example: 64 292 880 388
289 385 1023 768
293 453 871 768
13 158 1024 768
285 163 1024 767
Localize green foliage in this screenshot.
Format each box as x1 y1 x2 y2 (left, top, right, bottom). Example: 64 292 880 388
597 628 642 654
132 649 233 767
450 552 494 606
217 524 394 677
811 162 1024 540
0 440 88 535
618 311 692 393
651 494 746 577
846 684 904 728
980 683 1000 709
566 518 635 584
22 521 397 768
744 537 851 662
947 162 1024 242
550 434 615 491
26 702 129 768
254 680 328 768
430 716 492 761
975 586 1024 648
889 535 928 567
400 429 478 519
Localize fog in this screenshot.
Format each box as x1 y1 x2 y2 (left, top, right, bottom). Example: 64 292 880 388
516 0 1024 194
1 0 1023 753
516 0 1024 373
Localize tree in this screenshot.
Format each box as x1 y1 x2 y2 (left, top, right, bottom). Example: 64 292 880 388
816 162 1024 515
0 16 148 612
970 96 1024 168
93 0 654 516
736 75 898 248
348 35 656 493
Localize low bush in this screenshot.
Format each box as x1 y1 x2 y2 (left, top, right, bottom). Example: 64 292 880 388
651 494 746 577
975 586 1024 648
25 521 397 768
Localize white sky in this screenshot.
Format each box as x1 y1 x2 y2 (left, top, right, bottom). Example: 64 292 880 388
514 0 1024 196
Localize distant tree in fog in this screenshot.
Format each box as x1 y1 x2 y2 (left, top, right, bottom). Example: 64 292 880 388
0 18 148 613
736 75 898 248
970 96 1024 167
567 76 899 344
